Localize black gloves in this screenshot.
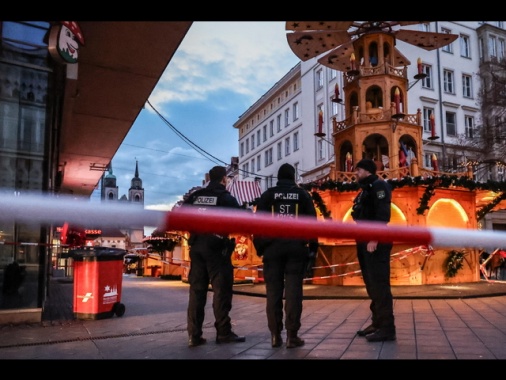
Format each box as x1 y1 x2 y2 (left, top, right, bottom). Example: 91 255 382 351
221 237 236 257
305 249 317 279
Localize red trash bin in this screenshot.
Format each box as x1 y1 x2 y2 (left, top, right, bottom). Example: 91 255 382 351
69 246 127 320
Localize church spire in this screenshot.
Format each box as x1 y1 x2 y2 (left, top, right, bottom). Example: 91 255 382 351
131 160 141 187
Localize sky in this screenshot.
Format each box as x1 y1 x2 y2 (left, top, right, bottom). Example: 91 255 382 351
90 21 300 211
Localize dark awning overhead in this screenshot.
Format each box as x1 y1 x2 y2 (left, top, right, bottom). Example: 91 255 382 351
58 22 192 197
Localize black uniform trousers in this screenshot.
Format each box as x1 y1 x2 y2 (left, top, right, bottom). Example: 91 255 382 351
262 241 307 334
187 248 234 338
356 241 395 332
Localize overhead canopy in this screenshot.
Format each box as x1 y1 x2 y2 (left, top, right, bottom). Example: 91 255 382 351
58 22 192 197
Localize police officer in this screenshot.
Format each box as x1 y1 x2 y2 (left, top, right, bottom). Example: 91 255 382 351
183 165 245 347
352 158 396 342
254 163 318 348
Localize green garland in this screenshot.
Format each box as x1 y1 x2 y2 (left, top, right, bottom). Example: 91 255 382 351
311 190 332 219
444 250 466 278
416 184 436 215
300 174 506 220
476 192 506 220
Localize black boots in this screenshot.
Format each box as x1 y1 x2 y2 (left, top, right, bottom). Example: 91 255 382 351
216 331 246 344
366 329 396 342
188 336 206 347
271 333 282 348
357 324 378 337
286 331 304 348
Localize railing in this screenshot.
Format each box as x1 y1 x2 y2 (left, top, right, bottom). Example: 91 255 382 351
333 108 422 134
324 163 471 183
343 63 408 84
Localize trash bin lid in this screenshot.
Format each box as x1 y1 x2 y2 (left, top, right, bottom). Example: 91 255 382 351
68 246 128 261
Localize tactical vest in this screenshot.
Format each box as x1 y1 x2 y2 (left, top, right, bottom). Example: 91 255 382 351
269 187 301 219
187 188 231 250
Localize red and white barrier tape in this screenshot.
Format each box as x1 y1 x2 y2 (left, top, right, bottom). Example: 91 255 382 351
1 194 505 249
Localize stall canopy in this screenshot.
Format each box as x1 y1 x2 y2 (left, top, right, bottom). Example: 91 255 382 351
227 179 262 207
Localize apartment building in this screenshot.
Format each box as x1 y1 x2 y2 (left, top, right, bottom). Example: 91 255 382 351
234 21 506 231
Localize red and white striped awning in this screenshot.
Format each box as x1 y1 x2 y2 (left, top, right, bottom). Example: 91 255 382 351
227 179 262 206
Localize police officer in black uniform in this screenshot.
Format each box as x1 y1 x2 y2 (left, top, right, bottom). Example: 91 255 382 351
183 166 246 347
352 158 396 342
254 163 318 348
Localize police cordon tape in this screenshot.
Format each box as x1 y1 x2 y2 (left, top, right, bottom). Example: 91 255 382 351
165 207 500 249
0 193 504 249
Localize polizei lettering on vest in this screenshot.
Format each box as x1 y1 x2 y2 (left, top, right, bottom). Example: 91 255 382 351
273 193 299 200
193 196 218 206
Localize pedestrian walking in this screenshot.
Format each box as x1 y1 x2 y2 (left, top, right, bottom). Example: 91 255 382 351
183 165 245 347
253 163 318 348
351 158 396 342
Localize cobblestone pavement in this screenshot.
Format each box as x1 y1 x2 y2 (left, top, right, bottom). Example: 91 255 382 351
1 275 506 361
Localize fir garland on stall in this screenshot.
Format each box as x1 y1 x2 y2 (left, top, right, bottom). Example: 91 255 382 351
300 174 506 221
311 190 332 219
444 250 466 278
476 192 506 220
416 183 436 215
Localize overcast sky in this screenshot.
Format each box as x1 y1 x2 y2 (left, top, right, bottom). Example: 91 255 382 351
90 21 299 210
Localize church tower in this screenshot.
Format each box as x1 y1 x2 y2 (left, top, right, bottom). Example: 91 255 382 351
101 163 118 202
128 160 144 206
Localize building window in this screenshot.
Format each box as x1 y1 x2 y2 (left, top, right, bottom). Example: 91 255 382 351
443 70 454 94
293 131 299 151
425 153 437 169
245 138 249 153
269 120 274 137
419 23 430 32
479 37 484 62
293 102 299 121
285 136 290 156
442 28 453 53
256 130 261 147
489 35 497 59
499 39 505 61
465 115 474 138
498 165 504 181
277 142 282 160
331 97 339 115
284 108 289 127
251 158 255 174
262 125 267 142
242 163 249 179
265 148 273 166
251 134 255 150
421 64 432 89
446 111 456 136
315 68 323 90
462 74 473 98
423 107 435 133
460 34 471 58
277 114 281 132
240 142 244 157
317 140 324 160
256 155 261 171
266 175 274 188
329 68 337 79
